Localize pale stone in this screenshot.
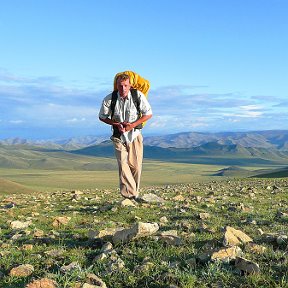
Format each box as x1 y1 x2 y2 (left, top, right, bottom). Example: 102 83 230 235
121 199 136 207
135 261 154 272
10 220 32 230
199 212 210 220
100 242 113 253
22 244 34 251
33 229 45 238
247 243 267 254
223 226 253 246
235 256 260 274
26 278 57 288
85 273 107 288
173 195 185 201
52 216 71 228
94 253 108 262
159 216 169 224
10 264 34 277
88 227 123 240
60 262 80 274
211 246 242 262
44 249 65 258
159 235 182 246
158 230 178 237
141 193 165 203
112 222 159 244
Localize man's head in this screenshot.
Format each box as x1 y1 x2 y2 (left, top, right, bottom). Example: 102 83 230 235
116 73 131 98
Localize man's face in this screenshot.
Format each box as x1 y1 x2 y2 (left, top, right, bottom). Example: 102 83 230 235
117 78 131 98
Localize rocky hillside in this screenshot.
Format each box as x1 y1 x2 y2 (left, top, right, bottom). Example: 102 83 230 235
0 179 287 287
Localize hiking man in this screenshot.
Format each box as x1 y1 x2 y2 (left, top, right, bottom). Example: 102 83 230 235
99 73 152 201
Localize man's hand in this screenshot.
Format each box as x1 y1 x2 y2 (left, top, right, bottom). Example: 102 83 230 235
115 123 125 134
123 122 134 132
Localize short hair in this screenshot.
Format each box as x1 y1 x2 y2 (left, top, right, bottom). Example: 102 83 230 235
116 73 130 83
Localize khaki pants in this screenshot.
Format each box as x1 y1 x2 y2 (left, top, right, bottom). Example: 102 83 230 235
112 134 143 198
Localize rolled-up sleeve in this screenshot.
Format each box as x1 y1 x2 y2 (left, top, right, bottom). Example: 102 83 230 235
99 94 112 119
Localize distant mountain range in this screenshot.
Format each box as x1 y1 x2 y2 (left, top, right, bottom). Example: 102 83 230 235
2 130 288 150
144 130 288 149
1 130 288 177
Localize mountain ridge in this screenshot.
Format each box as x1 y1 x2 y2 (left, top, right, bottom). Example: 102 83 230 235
2 130 288 150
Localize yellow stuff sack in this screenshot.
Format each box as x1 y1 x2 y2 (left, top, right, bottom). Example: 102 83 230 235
113 70 150 96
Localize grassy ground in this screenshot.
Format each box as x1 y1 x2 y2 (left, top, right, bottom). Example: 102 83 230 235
0 174 287 287
0 160 227 192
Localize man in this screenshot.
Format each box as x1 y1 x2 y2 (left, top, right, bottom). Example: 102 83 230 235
99 73 152 201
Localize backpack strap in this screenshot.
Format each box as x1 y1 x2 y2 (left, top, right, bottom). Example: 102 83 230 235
110 91 121 138
110 90 118 120
130 89 143 129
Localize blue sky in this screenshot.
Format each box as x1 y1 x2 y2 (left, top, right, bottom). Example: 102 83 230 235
0 0 287 139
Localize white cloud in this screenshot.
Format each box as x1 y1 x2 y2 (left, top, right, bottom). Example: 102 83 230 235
240 105 263 110
9 120 24 124
66 117 86 123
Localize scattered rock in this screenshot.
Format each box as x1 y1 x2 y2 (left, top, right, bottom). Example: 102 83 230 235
26 278 57 288
246 243 267 254
141 193 165 204
211 246 242 262
52 216 71 228
44 249 65 258
85 273 107 288
21 244 34 251
10 264 34 277
135 260 154 273
112 222 159 244
10 220 32 230
173 195 185 201
33 229 45 238
157 230 182 246
60 262 81 274
88 227 123 241
199 212 210 220
159 216 169 225
121 198 136 207
235 256 260 274
223 226 253 246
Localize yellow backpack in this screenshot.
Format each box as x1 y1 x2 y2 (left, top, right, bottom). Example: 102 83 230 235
113 70 150 96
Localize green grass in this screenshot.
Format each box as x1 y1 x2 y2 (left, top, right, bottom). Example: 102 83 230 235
0 174 287 287
0 160 226 192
